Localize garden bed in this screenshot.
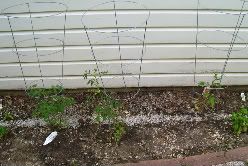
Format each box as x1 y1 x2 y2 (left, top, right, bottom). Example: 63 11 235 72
0 87 248 166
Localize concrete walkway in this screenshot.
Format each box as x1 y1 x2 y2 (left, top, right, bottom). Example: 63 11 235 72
213 161 246 166
116 146 248 166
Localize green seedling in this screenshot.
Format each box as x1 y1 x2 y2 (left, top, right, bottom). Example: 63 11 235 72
83 69 126 143
83 69 108 96
196 73 222 111
3 111 14 121
203 92 216 110
0 126 8 139
28 85 75 128
94 97 120 123
113 121 126 143
27 84 63 99
198 73 222 89
231 106 248 135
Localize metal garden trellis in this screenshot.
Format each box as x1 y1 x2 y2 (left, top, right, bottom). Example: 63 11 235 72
81 0 150 100
194 0 248 87
1 2 68 90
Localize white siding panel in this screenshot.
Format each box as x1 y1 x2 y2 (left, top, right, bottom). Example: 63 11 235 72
1 11 248 32
1 29 248 48
1 45 248 64
0 0 247 12
0 60 247 77
0 73 248 90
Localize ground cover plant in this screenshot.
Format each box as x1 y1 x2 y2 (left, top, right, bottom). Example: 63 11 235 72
231 92 248 135
231 106 248 135
27 85 75 129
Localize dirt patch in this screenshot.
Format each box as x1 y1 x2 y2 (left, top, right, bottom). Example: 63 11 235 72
0 88 247 166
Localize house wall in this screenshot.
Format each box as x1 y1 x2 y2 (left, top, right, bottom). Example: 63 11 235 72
0 0 248 89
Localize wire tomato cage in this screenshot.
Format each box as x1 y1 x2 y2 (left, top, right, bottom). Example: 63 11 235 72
1 2 68 90
81 0 150 101
193 0 248 91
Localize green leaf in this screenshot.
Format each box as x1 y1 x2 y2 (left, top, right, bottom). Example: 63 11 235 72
198 81 207 87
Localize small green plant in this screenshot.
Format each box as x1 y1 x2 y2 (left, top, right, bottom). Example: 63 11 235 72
27 84 63 99
33 96 74 120
83 69 107 96
196 73 222 111
83 69 109 103
28 85 75 128
231 106 248 135
113 121 126 143
48 114 68 129
202 92 216 109
83 69 126 143
198 73 222 89
70 159 79 166
94 97 120 123
0 126 8 139
3 111 14 121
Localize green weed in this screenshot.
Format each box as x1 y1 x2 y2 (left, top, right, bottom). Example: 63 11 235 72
83 69 126 143
3 111 14 121
231 106 248 135
27 84 63 99
113 121 126 143
28 85 75 128
0 126 8 139
196 73 222 111
94 97 120 123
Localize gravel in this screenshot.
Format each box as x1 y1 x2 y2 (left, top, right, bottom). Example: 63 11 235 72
0 113 231 128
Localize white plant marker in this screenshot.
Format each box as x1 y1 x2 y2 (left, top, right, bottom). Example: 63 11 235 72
43 131 58 145
241 93 246 102
0 99 3 110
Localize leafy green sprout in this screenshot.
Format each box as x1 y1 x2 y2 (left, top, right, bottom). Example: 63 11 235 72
27 84 63 99
197 73 222 111
198 73 222 89
83 69 108 97
3 111 14 121
0 126 8 139
202 92 216 110
28 85 75 128
231 106 248 135
94 97 120 123
33 96 75 123
113 121 126 143
83 69 126 143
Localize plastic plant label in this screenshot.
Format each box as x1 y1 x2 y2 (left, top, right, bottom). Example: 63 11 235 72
241 93 246 102
43 131 58 145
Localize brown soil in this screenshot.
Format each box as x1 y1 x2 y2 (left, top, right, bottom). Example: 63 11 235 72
0 87 247 166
